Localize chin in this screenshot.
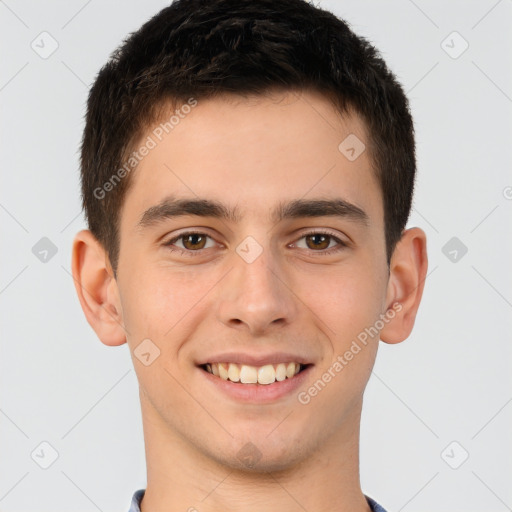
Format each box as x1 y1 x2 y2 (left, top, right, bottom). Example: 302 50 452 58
210 436 310 474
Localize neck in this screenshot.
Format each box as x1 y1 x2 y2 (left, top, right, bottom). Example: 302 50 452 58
138 394 372 512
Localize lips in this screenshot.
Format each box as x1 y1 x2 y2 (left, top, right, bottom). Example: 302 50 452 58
194 351 314 401
199 361 314 403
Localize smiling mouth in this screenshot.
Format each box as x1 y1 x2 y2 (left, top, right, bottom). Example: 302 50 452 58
200 362 310 385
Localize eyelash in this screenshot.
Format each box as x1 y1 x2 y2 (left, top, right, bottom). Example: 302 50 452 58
162 229 348 257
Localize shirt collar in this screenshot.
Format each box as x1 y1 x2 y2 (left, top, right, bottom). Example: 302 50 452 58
127 488 388 512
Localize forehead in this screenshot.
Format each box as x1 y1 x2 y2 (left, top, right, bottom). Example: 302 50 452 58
120 90 382 230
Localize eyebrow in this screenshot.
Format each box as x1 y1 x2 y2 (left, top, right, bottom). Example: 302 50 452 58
137 195 369 229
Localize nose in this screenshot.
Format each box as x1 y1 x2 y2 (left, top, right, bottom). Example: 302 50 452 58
215 246 298 336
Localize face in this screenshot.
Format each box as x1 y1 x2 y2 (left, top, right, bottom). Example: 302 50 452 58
114 90 392 471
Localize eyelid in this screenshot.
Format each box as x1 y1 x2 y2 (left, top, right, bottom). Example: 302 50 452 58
163 229 219 248
295 228 347 241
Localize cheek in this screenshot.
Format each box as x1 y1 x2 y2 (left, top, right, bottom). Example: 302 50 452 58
296 269 384 419
119 269 215 401
120 265 218 343
302 263 386 343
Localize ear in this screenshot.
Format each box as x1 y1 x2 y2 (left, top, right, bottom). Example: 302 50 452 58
71 229 127 346
380 227 428 344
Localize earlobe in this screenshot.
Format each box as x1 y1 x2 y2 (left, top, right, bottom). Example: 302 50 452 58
380 227 428 344
71 229 127 346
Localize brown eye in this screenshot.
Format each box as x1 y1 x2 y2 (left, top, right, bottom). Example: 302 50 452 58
181 233 207 250
304 233 331 250
164 231 216 254
292 230 347 255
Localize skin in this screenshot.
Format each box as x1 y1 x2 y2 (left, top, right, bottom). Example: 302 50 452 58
72 89 428 512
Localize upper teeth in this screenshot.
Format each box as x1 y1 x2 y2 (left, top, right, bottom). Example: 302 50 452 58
205 362 301 385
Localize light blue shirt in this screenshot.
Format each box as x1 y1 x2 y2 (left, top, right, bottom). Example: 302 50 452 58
127 488 389 511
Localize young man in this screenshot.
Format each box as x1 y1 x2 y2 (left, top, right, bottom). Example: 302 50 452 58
71 1 428 511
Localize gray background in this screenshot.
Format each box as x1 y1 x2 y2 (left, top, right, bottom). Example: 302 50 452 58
1 1 511 511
